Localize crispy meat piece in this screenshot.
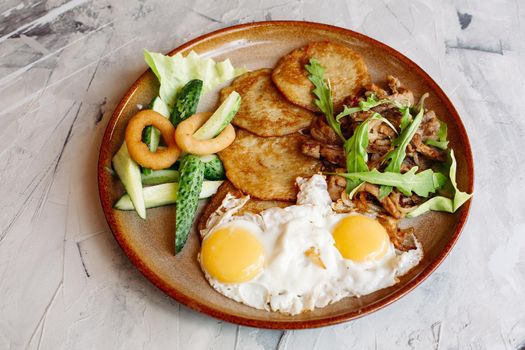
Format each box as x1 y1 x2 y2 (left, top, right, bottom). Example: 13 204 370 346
385 75 415 106
327 170 347 201
377 215 417 251
420 109 441 141
412 133 446 161
364 83 389 99
355 183 403 219
301 139 346 167
368 118 396 154
310 115 341 145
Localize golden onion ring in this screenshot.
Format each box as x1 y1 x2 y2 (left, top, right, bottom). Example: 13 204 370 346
125 110 180 169
175 112 236 155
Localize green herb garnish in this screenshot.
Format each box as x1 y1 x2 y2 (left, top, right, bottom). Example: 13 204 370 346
305 58 345 141
339 94 391 118
425 120 449 150
345 113 397 192
336 167 447 198
378 98 427 199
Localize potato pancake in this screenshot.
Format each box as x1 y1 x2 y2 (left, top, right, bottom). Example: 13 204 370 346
272 41 370 112
220 69 315 137
218 129 322 201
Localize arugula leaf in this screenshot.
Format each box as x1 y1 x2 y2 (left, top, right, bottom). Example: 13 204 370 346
425 120 449 150
335 105 355 122
305 59 344 141
406 150 472 217
378 103 425 198
398 106 412 132
344 113 397 192
336 167 447 197
337 168 447 198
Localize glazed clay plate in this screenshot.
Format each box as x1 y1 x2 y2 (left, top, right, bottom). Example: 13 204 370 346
98 21 474 329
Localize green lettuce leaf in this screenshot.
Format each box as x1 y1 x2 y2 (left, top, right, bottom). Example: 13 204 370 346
337 167 447 197
345 113 397 192
305 58 344 141
144 50 247 109
407 149 472 217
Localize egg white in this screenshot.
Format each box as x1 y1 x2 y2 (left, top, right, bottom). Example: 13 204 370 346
199 175 423 315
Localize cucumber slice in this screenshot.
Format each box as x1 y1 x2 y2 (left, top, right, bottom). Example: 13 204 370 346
114 181 223 210
199 154 225 180
115 183 178 210
142 96 170 175
175 155 205 253
200 180 224 198
151 96 170 117
141 169 179 186
112 143 146 219
170 79 203 126
193 91 241 140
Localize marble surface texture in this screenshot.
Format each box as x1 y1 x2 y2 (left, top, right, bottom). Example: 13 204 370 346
0 0 524 349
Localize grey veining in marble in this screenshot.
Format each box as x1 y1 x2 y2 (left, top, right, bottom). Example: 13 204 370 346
0 0 524 349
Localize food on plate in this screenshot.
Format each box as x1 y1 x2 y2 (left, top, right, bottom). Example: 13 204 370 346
114 181 223 210
301 62 471 221
125 110 181 170
200 154 226 180
198 181 292 231
198 175 422 315
175 112 236 155
220 69 315 136
140 169 179 186
143 49 246 108
170 79 203 126
110 41 472 314
142 96 171 176
193 91 241 140
113 143 146 219
111 50 243 244
175 154 205 253
272 41 370 112
218 129 322 201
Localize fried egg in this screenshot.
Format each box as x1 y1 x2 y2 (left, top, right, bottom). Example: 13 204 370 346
199 175 423 315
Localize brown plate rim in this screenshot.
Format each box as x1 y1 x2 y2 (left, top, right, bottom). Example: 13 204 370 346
97 20 474 330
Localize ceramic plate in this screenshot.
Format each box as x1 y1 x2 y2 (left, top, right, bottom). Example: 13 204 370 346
98 21 474 329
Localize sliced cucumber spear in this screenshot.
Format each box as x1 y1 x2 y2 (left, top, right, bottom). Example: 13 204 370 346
199 154 226 180
142 96 170 175
170 79 203 126
193 91 241 140
112 143 146 219
141 169 179 186
175 154 205 253
114 181 223 210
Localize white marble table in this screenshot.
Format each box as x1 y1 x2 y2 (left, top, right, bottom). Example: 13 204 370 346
1 0 524 349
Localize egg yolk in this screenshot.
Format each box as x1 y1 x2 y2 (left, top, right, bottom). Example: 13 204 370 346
201 226 265 284
333 215 390 262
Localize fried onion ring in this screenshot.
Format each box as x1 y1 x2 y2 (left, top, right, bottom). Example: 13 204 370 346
175 112 236 155
125 110 180 169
